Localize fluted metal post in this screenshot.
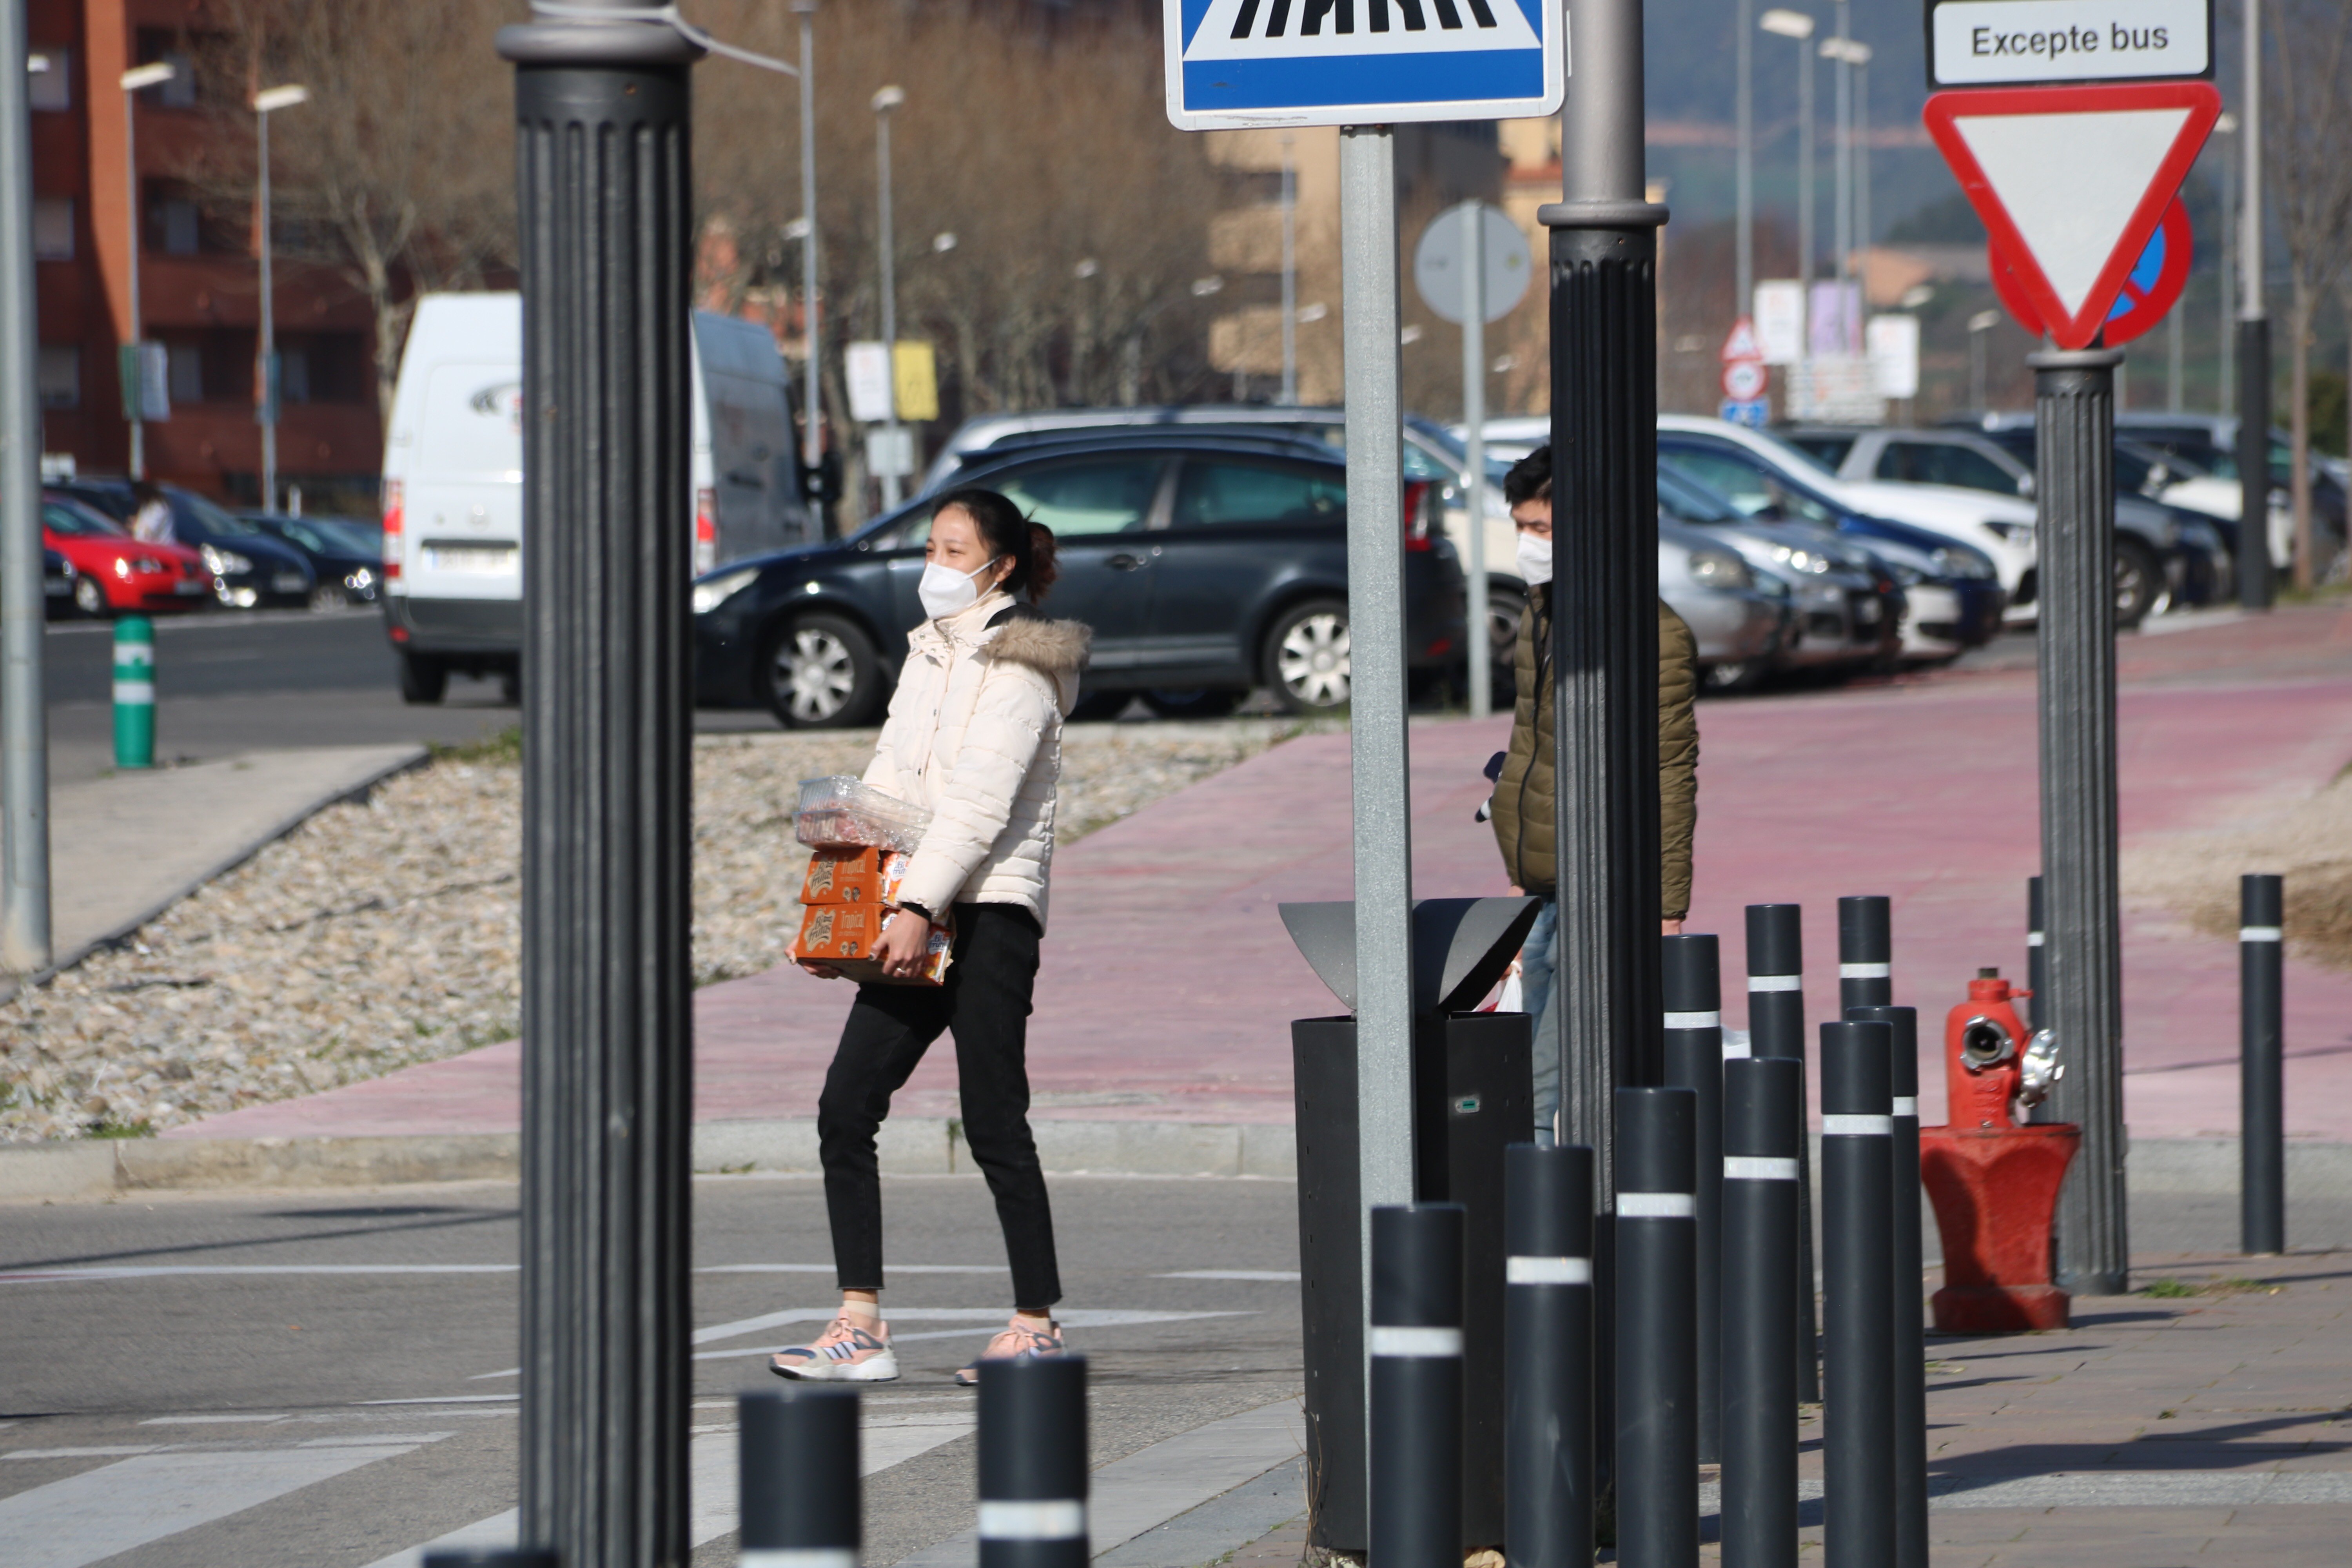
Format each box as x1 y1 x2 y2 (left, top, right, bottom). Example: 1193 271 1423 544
2032 347 2129 1298
497 8 701 1564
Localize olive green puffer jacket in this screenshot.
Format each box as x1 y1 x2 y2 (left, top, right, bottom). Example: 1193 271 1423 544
1488 590 1699 920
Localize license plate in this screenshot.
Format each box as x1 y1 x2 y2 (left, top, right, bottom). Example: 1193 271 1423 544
173 579 205 595
272 572 307 593
424 546 519 573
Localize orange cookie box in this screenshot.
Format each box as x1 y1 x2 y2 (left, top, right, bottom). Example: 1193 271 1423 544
793 902 952 986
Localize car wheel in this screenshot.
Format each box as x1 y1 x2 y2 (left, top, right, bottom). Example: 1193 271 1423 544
1141 688 1244 720
1485 586 1525 703
2114 540 2161 630
308 583 347 614
766 612 881 728
398 651 448 705
1067 690 1132 722
1264 598 1352 713
71 576 108 618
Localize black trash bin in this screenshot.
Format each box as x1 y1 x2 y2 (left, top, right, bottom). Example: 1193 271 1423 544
1281 897 1539 1554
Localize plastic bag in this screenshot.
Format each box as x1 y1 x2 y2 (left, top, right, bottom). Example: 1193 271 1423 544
794 775 933 854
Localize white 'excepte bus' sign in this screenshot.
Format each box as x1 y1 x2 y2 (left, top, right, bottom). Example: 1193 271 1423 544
1928 0 2210 87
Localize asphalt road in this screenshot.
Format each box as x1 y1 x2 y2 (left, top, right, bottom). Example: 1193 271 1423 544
0 1174 1307 1568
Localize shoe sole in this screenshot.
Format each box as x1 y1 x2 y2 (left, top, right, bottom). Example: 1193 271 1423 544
771 1352 901 1383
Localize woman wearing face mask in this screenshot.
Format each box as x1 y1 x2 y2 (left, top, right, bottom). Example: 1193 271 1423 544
773 488 1091 1385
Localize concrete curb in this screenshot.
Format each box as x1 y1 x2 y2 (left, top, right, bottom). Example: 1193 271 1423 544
5 1122 2343 1200
0 743 430 1004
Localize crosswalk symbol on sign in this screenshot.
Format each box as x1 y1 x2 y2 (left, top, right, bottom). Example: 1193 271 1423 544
1165 0 1565 132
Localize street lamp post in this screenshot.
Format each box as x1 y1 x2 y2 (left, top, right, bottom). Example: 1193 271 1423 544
1281 132 1298 405
794 2 822 530
2237 0 2270 610
4 9 52 974
1968 309 2000 412
871 83 904 510
252 83 309 515
1818 34 1872 356
1829 1 1851 339
1735 0 1753 315
1759 11 1816 353
118 59 177 481
2215 113 2236 415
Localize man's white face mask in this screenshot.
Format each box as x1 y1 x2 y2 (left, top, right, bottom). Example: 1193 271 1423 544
1515 533 1553 588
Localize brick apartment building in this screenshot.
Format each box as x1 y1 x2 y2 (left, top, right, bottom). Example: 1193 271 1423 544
30 0 381 510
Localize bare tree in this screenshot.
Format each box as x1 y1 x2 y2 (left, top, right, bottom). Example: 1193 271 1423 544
200 0 520 424
2261 0 2352 585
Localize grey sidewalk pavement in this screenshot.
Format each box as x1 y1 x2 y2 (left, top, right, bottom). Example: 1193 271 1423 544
7 743 425 995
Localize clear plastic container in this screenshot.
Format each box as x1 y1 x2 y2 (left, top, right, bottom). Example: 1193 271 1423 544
794 775 933 853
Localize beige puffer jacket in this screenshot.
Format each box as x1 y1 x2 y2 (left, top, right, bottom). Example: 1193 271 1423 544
862 589 1092 928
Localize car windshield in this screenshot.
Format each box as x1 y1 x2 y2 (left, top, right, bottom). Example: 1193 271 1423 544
1749 427 1842 477
313 519 384 556
172 487 266 537
1783 432 1857 468
1655 465 1745 525
1660 444 1843 528
42 498 128 538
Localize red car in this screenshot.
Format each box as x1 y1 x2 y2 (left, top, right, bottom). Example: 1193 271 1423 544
41 492 211 618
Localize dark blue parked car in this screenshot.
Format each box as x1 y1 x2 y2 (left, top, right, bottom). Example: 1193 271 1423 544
54 480 316 610
692 430 1469 725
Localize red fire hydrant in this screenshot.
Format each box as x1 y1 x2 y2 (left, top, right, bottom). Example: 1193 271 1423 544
1919 968 2079 1332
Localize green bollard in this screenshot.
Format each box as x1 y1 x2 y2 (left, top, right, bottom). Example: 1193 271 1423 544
113 615 155 769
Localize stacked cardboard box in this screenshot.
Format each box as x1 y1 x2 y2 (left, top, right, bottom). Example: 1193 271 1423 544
793 846 951 985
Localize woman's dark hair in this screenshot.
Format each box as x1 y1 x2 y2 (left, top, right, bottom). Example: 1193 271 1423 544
932 486 1059 602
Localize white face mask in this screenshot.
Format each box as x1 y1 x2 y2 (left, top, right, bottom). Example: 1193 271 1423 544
918 556 1003 621
1515 533 1553 587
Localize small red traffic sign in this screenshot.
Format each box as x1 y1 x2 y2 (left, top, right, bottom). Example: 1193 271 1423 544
1721 317 1764 364
1992 196 2191 349
1722 360 1769 402
1924 80 2220 350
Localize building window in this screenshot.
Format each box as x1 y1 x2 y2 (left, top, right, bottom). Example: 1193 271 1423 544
32 198 73 261
167 341 203 407
162 331 255 405
29 48 71 112
37 346 79 410
278 332 369 404
136 33 197 107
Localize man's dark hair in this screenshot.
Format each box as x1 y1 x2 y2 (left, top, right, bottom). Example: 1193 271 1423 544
1503 445 1552 508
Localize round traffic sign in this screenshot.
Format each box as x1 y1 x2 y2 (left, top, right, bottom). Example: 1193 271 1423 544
1413 202 1533 325
1721 359 1769 401
1991 197 2190 350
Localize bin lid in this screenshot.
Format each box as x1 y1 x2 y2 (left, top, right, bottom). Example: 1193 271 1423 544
1278 897 1541 1018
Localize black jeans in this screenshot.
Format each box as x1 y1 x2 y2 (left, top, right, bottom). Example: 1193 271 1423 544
817 901 1061 1308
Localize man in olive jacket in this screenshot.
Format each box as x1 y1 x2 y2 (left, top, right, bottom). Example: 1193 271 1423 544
1489 445 1699 1144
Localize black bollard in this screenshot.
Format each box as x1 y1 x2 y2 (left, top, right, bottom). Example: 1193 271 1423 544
424 1556 558 1568
978 1354 1090 1568
2026 876 2047 1032
1818 1021 1896 1568
1744 904 1818 1403
1615 1087 1697 1568
1719 1057 1801 1568
1505 1145 1595 1568
1372 1204 1465 1568
741 1387 860 1568
1661 935 1725 1466
1836 896 1891 1012
2241 874 2285 1255
1847 1006 1927 1568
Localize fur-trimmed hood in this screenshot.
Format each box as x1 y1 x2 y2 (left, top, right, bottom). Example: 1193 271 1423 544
984 614 1092 676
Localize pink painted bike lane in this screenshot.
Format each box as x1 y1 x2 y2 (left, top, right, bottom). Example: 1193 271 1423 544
171 610 2352 1146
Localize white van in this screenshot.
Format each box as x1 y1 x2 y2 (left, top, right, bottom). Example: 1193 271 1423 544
379 292 812 702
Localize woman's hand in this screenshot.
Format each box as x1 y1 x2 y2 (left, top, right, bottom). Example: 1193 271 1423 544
873 911 935 980
797 958 844 980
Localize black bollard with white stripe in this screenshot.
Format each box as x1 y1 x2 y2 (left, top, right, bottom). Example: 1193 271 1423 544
1372 1203 1465 1568
1615 1087 1698 1568
1504 1145 1595 1568
1836 896 1891 1012
424 1554 558 1567
1661 934 1725 1465
1847 1005 1928 1568
979 1354 1090 1568
740 1386 860 1568
1819 1020 1896 1568
2241 874 2285 1255
1719 1056 1801 1568
2026 876 2047 1032
1744 904 1818 1403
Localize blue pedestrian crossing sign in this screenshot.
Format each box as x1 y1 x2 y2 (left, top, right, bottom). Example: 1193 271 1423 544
1165 0 1568 131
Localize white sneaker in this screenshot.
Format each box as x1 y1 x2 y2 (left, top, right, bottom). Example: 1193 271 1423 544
769 1314 900 1382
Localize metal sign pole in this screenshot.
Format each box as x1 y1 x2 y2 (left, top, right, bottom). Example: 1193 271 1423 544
2033 346 2130 1298
1 0 52 977
1339 120 1416 1463
1463 203 1490 720
498 6 700 1563
2236 0 2271 610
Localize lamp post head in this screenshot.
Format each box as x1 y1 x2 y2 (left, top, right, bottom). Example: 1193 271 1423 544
253 83 311 114
120 61 178 93
935 232 959 254
782 216 811 241
1759 9 1815 40
2216 111 2238 134
870 84 905 114
1074 257 1098 279
1818 37 1871 64
1968 310 2002 334
1190 276 1224 298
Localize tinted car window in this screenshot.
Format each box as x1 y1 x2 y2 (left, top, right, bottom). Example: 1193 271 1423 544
1784 434 1855 468
1878 442 2020 494
43 499 127 537
994 460 1159 536
1661 445 1840 528
172 488 265 537
1171 460 1345 529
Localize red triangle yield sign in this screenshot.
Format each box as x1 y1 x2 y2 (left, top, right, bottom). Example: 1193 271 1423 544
1924 82 2220 351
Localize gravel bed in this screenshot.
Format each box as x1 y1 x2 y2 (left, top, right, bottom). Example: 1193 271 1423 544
2123 764 2352 973
0 720 1293 1144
